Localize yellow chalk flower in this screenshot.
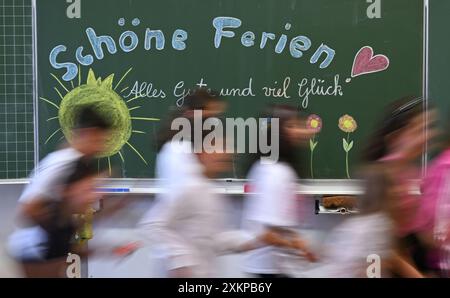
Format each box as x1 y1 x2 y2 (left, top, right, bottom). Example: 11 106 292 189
338 114 357 133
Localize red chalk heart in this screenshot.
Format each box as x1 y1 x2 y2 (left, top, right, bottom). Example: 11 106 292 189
351 46 390 78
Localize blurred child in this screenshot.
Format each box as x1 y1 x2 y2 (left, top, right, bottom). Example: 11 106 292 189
360 96 433 276
302 166 422 278
16 106 111 205
139 131 240 277
414 115 450 277
138 90 227 277
362 97 434 235
155 88 226 190
301 97 431 278
241 105 317 278
8 159 101 277
7 106 112 277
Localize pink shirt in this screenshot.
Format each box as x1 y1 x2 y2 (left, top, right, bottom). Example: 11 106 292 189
414 149 450 234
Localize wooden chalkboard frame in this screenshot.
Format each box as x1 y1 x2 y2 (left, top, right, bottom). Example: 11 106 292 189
29 0 430 193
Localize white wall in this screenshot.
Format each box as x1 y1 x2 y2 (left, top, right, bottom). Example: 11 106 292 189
0 184 25 277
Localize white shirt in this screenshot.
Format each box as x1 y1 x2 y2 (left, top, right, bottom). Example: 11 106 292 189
242 161 301 275
300 212 394 278
139 141 247 277
8 147 83 261
139 178 239 277
19 147 83 203
155 140 202 190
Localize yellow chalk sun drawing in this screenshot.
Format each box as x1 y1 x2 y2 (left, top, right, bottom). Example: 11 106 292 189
40 66 159 174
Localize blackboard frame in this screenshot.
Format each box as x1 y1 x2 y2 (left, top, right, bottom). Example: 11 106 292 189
32 0 38 173
29 0 430 193
422 0 430 176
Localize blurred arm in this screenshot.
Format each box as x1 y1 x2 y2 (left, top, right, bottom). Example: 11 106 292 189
435 171 450 244
386 251 423 278
138 193 197 273
245 165 316 259
19 199 55 229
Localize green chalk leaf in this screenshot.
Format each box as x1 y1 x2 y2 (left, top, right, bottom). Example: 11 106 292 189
347 140 354 151
343 138 348 151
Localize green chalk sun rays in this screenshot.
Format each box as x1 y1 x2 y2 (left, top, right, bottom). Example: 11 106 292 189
40 67 159 174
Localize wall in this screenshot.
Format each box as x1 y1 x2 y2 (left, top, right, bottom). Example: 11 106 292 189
0 184 25 277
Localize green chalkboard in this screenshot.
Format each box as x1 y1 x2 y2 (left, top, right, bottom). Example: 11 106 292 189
0 0 34 179
35 0 424 179
429 0 450 144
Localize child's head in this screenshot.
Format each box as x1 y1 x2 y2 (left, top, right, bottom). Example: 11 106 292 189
193 129 231 178
258 105 312 166
63 159 100 214
184 88 226 119
71 106 112 156
196 148 231 179
270 105 312 147
363 96 434 162
156 88 226 151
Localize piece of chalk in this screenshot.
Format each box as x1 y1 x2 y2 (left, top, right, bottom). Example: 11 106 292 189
244 184 252 193
96 188 130 193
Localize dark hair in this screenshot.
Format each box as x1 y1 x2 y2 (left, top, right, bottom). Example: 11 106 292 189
73 106 112 131
184 88 221 111
156 88 223 151
358 165 393 214
247 104 304 175
362 96 424 162
64 158 97 188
